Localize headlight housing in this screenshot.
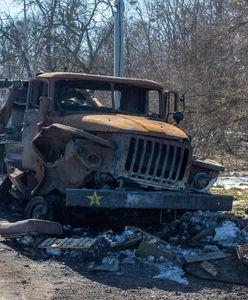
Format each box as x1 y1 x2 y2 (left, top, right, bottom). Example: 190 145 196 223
191 172 217 192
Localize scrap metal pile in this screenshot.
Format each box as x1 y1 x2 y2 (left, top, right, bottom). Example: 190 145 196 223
0 211 247 286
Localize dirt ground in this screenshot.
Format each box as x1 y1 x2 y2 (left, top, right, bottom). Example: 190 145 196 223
0 202 247 300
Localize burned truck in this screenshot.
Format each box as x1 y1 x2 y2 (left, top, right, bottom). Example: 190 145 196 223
0 72 232 221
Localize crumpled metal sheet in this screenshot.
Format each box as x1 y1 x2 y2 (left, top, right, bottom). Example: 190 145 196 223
32 123 115 163
0 219 63 238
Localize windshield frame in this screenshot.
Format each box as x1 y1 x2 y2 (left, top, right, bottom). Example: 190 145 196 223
50 78 164 118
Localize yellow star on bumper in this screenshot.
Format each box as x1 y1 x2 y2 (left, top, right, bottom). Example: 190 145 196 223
87 192 102 206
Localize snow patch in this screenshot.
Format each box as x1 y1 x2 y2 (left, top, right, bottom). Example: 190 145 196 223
112 234 126 243
215 176 248 189
214 221 240 247
101 253 117 265
46 249 62 256
153 262 189 285
203 245 220 252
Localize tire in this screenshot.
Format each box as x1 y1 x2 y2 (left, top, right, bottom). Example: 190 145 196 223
25 196 54 220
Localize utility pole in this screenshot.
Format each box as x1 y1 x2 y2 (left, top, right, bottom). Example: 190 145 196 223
114 0 124 108
23 0 32 78
23 0 27 33
114 0 124 78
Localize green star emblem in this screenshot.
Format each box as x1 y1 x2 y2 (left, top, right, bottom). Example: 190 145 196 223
87 192 102 206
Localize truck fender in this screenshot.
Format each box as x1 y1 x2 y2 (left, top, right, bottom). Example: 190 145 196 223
32 123 116 163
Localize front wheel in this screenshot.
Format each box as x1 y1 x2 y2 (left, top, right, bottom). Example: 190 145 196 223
25 196 54 220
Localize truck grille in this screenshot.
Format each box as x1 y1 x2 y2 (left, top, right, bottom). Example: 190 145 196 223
125 137 190 190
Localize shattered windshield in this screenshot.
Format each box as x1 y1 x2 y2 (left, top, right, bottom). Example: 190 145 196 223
54 79 161 116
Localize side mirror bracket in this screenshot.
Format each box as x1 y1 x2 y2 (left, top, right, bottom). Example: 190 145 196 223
163 91 186 125
180 94 186 112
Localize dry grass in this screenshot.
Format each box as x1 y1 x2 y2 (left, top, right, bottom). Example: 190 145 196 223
211 187 248 215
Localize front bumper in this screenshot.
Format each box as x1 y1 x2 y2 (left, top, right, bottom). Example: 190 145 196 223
65 189 233 211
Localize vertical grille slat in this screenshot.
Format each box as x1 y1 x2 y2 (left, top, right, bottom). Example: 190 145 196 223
133 139 144 172
152 143 162 177
145 142 155 177
156 144 167 177
168 146 178 180
175 148 184 180
141 141 152 174
160 145 171 181
129 138 138 172
137 139 147 174
125 137 190 189
179 149 189 180
125 137 136 171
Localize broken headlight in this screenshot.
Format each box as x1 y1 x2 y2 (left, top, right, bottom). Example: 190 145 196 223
191 172 217 192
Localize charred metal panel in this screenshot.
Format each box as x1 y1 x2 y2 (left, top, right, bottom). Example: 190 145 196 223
31 124 115 195
22 109 39 171
32 123 115 163
5 142 23 170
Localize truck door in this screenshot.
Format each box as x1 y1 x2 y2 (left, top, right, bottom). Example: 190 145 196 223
22 79 49 171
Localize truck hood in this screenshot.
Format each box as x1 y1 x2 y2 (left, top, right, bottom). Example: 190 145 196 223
60 113 189 140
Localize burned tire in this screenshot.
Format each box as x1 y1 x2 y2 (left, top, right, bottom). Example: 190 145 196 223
25 196 54 220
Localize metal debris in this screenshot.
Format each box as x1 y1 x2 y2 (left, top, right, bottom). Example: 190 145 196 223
38 227 142 256
236 244 248 263
98 227 142 251
88 254 120 272
200 261 218 277
241 224 248 232
191 225 217 241
136 240 175 261
0 209 247 285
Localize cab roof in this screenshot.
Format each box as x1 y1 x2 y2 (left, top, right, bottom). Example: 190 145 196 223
36 72 164 90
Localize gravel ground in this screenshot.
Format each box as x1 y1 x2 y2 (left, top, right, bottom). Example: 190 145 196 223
0 203 247 300
0 240 248 300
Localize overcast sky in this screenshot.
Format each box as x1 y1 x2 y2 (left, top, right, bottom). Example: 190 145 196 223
0 0 22 17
